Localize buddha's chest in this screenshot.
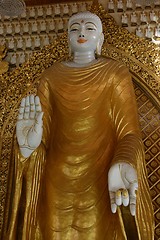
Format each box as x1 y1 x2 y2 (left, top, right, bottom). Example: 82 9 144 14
52 78 111 110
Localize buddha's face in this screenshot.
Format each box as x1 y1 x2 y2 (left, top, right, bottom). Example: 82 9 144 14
68 17 102 53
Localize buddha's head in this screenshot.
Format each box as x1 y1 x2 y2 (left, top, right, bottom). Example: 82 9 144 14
68 11 104 55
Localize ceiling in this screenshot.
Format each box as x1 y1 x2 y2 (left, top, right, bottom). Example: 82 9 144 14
25 0 87 6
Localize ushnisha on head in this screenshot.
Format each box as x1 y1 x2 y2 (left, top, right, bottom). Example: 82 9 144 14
68 11 104 56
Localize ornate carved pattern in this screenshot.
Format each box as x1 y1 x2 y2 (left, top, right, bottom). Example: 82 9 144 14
0 3 159 239
0 45 8 74
134 83 160 240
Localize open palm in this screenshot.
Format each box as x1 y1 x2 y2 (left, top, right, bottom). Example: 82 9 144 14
16 95 43 158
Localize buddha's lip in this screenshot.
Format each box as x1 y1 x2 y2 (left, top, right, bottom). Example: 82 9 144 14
77 38 87 43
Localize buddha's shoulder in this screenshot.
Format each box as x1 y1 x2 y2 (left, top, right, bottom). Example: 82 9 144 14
100 58 131 85
101 57 128 71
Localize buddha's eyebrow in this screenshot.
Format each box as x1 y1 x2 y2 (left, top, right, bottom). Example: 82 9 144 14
70 23 80 28
85 22 97 27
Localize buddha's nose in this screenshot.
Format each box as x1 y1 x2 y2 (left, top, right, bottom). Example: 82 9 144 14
79 34 85 38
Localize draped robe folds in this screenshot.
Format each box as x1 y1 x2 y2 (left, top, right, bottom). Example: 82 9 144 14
8 58 154 240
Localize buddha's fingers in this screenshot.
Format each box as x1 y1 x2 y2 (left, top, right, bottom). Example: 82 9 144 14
34 112 43 132
35 96 42 113
129 182 138 216
122 189 129 206
18 98 25 120
29 95 36 119
24 96 30 120
115 190 122 206
129 197 136 216
109 191 117 213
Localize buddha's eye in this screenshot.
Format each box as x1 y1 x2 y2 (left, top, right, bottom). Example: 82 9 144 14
86 27 96 31
70 28 78 32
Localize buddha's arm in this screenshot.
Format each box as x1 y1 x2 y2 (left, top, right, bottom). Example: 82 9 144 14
37 75 54 149
108 64 143 215
16 73 53 158
15 74 54 171
111 64 143 167
8 76 53 239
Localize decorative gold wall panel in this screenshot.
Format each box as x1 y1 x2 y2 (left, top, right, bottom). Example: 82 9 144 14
134 83 160 239
0 2 160 239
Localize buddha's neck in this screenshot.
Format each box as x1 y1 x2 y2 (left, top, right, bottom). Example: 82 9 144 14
73 51 95 65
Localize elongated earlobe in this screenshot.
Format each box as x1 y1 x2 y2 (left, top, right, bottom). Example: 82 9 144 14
96 43 101 55
96 33 104 56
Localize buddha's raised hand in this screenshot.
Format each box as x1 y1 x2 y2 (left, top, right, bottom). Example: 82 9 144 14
16 95 43 158
108 163 138 216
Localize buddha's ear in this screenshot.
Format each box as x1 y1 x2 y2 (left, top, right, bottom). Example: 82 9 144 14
96 33 104 56
68 44 72 57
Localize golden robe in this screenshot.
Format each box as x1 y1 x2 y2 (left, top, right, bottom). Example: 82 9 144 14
8 58 154 240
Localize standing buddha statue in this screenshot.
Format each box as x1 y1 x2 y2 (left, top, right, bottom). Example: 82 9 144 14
7 11 154 240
